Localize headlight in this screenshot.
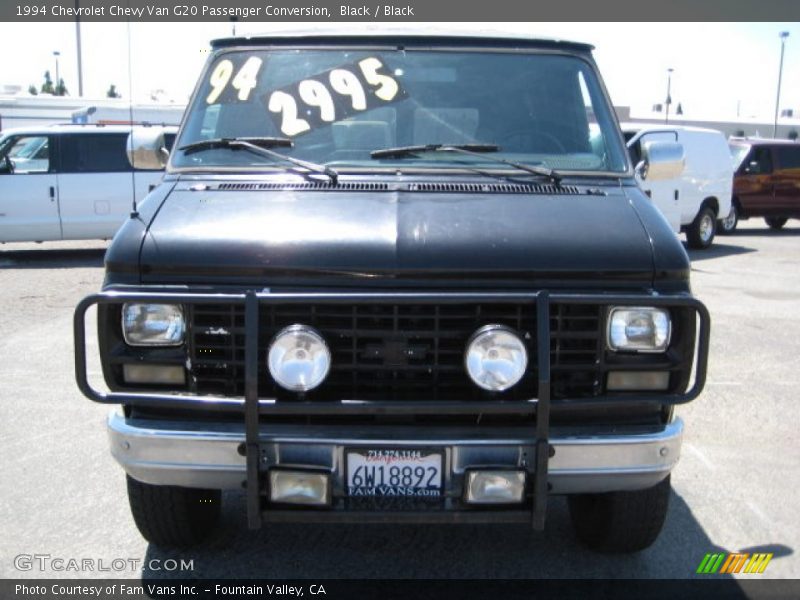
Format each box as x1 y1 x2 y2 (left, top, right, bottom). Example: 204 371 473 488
122 303 185 346
607 307 671 353
267 324 331 392
465 325 528 391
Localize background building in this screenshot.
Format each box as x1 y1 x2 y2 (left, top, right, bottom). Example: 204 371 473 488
616 106 800 140
0 88 184 131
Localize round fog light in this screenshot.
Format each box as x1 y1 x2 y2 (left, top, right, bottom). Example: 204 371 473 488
465 325 528 391
267 324 331 392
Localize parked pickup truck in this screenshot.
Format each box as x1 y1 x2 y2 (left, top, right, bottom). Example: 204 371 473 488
74 31 709 553
0 124 175 243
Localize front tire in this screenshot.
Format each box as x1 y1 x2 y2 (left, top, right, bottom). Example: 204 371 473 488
126 476 221 548
687 207 717 249
568 475 671 553
765 217 788 230
718 205 738 234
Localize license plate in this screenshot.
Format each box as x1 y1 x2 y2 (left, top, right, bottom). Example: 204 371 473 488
346 449 443 497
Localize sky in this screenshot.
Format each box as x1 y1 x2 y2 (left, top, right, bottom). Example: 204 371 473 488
0 21 797 122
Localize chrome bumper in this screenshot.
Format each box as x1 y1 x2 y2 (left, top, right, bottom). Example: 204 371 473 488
108 411 683 495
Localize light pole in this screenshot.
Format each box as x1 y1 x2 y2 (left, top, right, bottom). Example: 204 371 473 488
75 0 84 96
53 50 61 95
773 31 790 139
664 68 674 124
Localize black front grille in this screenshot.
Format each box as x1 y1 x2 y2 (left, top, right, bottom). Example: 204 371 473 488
187 301 603 402
550 303 603 397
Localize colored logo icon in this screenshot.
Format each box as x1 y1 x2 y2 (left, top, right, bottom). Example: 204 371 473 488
696 552 773 574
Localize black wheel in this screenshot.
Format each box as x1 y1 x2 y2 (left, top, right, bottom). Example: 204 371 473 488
126 476 221 547
568 475 671 553
765 217 788 230
718 204 738 234
686 206 716 249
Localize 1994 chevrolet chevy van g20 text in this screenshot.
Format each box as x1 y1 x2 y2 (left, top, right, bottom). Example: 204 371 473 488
74 32 709 553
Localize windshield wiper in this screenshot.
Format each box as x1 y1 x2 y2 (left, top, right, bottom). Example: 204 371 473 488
179 137 293 154
370 143 500 159
370 143 562 185
178 137 339 183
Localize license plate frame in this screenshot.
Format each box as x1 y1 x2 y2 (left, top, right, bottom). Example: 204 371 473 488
345 448 444 498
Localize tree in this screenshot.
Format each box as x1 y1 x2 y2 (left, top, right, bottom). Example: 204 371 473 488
40 70 54 95
106 84 121 99
28 85 38 96
789 130 799 142
54 78 68 96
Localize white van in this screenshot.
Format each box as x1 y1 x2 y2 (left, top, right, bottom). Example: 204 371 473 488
0 124 175 243
622 124 733 249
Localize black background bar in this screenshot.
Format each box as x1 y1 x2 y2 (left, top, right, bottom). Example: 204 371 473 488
4 578 799 600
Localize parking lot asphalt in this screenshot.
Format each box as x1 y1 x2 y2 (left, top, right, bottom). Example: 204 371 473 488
0 220 798 580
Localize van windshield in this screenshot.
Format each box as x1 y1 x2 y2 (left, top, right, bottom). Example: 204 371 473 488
172 48 628 174
729 143 751 170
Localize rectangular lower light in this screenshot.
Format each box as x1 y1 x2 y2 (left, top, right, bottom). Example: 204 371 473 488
465 470 526 504
607 370 670 391
269 470 331 506
122 364 185 385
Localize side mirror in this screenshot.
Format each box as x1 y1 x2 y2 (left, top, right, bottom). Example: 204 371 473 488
126 128 169 170
638 141 685 181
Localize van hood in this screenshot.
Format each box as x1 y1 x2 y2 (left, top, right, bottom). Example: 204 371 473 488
132 180 669 290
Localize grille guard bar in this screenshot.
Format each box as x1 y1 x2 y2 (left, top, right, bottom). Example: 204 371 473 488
74 289 710 530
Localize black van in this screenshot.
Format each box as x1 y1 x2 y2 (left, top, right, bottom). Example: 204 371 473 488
75 32 709 553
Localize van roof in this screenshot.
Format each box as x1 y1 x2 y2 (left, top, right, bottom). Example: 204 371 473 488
211 28 594 53
728 137 799 146
0 123 177 137
620 122 726 136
